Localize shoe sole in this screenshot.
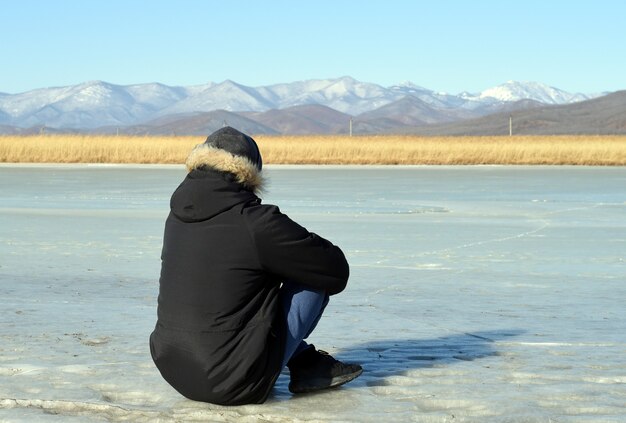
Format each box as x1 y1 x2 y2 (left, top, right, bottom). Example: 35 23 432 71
289 368 364 394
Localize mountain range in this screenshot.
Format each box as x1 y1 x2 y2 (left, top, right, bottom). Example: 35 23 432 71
0 77 623 135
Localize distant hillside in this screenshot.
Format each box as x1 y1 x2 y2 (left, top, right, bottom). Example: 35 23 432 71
356 96 470 128
95 110 278 135
241 104 352 134
399 91 626 136
110 93 623 136
1 86 623 136
0 77 604 132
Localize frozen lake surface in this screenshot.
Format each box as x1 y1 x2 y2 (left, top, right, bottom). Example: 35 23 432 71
1 164 625 422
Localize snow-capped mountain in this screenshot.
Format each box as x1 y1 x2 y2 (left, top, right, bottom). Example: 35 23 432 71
159 76 398 116
0 77 603 130
0 81 183 128
463 80 591 104
263 76 394 114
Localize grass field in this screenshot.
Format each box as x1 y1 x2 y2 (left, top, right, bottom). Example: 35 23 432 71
1 134 626 165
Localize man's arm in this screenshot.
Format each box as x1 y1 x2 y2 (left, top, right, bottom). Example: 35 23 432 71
244 204 349 295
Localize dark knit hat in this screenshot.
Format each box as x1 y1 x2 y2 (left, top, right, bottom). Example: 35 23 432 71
204 126 262 170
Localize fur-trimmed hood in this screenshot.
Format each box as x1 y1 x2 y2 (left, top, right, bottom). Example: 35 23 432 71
168 144 265 223
185 143 265 194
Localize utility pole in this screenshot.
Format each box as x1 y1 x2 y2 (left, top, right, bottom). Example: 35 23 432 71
509 115 513 136
349 118 353 137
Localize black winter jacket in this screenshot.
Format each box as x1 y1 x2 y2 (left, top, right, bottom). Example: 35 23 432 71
149 143 349 405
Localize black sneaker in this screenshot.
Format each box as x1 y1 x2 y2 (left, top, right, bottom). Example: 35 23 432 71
287 346 363 394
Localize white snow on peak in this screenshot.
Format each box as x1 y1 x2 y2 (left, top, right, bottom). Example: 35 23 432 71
476 81 591 104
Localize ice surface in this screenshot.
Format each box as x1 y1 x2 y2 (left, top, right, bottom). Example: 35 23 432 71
1 164 625 422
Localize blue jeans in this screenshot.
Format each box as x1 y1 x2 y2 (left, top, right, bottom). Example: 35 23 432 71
279 281 329 368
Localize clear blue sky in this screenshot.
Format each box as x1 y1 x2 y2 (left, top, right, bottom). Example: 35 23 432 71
2 0 624 94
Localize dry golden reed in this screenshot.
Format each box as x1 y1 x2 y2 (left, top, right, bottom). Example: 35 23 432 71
1 134 625 165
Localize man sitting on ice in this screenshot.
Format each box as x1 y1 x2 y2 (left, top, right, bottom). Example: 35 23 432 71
149 127 362 405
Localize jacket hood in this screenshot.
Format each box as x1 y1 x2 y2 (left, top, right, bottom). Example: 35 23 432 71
170 141 265 223
170 170 259 223
185 143 264 194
